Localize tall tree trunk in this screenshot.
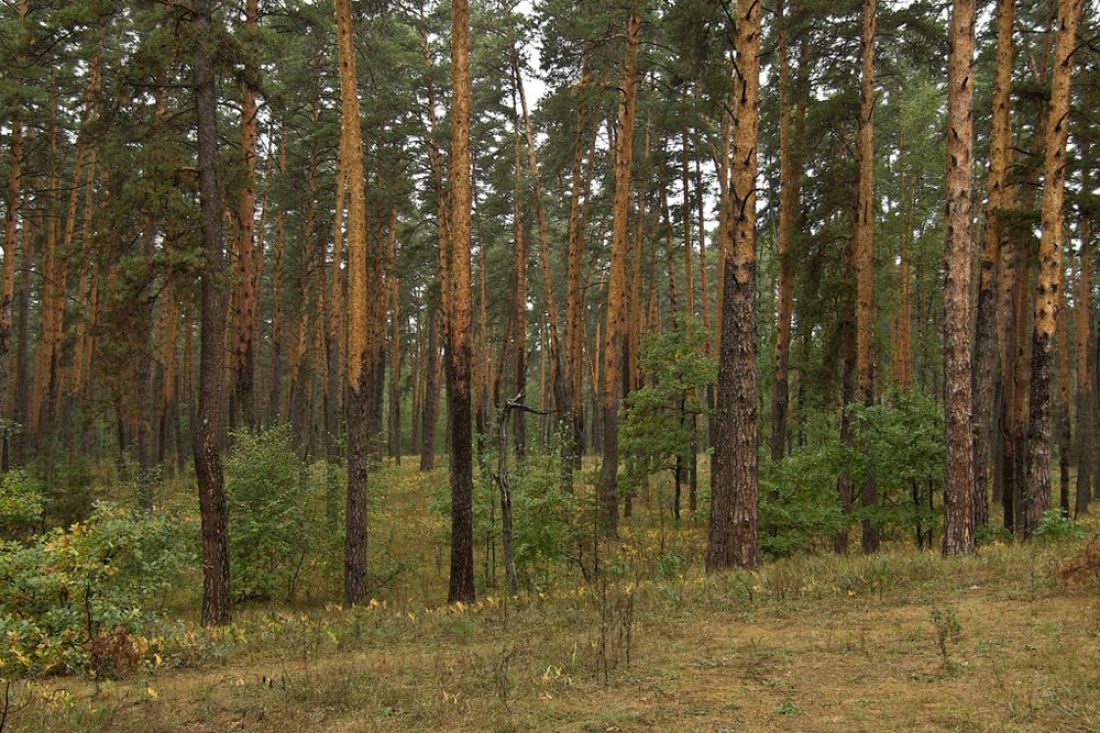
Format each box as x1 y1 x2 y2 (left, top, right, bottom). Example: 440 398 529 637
389 278 402 463
447 0 476 604
1056 273 1071 515
707 0 761 571
191 0 231 626
565 63 592 468
771 0 794 464
1074 212 1092 515
11 198 32 466
1 99 22 425
893 168 914 389
335 0 369 605
232 0 260 429
1023 0 1081 539
421 306 441 470
941 0 977 556
270 130 286 425
854 0 879 554
514 53 565 423
597 11 641 539
973 0 1015 530
511 96 527 459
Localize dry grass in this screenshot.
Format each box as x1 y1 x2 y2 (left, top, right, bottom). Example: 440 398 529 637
8 463 1099 733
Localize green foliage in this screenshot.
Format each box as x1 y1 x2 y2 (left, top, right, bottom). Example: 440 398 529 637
1033 510 1086 543
0 502 193 677
463 431 582 587
759 438 847 557
975 521 1012 547
761 389 945 555
0 469 44 540
843 390 944 538
225 426 322 602
621 316 715 495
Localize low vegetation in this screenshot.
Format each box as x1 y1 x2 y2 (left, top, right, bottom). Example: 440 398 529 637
0 450 1096 733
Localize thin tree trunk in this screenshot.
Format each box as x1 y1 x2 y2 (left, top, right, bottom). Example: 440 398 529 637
232 0 260 429
1074 213 1092 515
565 62 592 468
771 0 794 463
973 0 1015 530
855 0 879 554
421 307 441 470
511 95 528 459
1056 271 1071 515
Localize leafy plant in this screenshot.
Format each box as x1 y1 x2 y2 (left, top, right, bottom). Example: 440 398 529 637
0 502 193 677
620 315 715 516
0 470 44 541
1034 510 1086 543
225 426 321 602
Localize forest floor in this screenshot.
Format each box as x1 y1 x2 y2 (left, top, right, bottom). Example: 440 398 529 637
11 462 1100 733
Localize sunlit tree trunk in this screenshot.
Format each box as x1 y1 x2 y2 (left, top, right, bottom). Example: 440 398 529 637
1023 0 1081 539
708 0 761 571
942 0 977 556
597 11 641 539
447 0 476 604
335 0 369 605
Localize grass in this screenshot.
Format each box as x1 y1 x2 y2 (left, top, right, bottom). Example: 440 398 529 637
6 460 1099 733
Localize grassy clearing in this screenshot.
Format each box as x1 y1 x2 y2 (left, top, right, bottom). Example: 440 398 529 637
7 462 1099 733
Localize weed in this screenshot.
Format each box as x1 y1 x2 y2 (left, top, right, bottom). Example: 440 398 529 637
930 604 962 674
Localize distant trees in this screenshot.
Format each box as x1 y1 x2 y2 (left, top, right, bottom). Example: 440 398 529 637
0 0 1096 620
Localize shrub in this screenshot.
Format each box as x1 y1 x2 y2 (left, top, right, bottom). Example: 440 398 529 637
620 316 715 508
760 390 944 555
0 469 44 541
226 425 320 602
0 502 192 677
1033 509 1086 543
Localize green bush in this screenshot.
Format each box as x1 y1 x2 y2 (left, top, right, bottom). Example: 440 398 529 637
0 502 192 676
226 425 321 602
760 389 944 555
0 469 45 540
1033 509 1085 543
463 431 582 587
620 316 715 502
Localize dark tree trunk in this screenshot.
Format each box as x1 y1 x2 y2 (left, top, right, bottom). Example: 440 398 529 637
191 0 231 627
420 306 441 471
